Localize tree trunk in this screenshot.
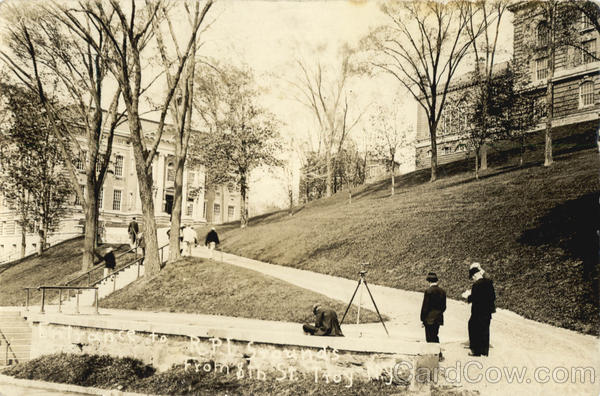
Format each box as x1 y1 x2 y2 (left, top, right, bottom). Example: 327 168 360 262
519 135 525 167
390 160 395 196
325 152 332 197
480 144 488 170
20 225 26 259
474 148 480 180
37 229 43 256
544 79 554 167
240 175 248 228
429 119 438 182
81 183 98 271
544 9 556 167
169 155 184 263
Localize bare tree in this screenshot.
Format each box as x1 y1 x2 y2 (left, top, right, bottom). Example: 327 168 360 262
364 1 487 182
464 0 509 177
0 3 123 270
290 47 363 197
81 0 212 275
369 98 409 196
150 0 213 262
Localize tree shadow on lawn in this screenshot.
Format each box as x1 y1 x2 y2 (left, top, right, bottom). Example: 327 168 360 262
518 192 599 301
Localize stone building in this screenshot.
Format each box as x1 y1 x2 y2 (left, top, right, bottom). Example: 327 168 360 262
415 1 599 169
0 117 239 262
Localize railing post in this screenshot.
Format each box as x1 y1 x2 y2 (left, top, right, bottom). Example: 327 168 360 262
95 289 99 315
40 288 45 314
58 289 62 313
4 340 7 366
137 261 140 279
75 291 80 314
160 247 164 264
87 272 91 286
113 273 116 292
25 289 30 312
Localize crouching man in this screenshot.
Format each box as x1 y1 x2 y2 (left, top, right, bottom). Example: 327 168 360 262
302 304 344 336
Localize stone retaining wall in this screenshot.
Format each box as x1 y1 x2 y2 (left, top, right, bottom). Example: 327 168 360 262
26 313 439 390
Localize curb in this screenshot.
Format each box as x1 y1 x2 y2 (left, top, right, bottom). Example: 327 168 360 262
0 374 154 396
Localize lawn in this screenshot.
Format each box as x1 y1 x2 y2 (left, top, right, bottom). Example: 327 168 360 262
100 257 380 324
0 238 134 307
202 126 599 334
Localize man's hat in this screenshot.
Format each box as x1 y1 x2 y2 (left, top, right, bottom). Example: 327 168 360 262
426 272 438 283
469 262 482 279
312 304 320 315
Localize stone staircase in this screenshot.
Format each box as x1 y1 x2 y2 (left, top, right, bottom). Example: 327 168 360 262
0 311 31 366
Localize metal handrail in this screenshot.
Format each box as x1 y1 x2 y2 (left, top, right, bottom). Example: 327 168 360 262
23 242 169 315
0 329 18 365
24 286 99 314
65 245 139 286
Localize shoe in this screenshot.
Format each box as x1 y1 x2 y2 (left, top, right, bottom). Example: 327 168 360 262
468 352 481 357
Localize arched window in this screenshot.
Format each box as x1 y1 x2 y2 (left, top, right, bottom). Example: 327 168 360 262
580 81 595 108
537 22 548 47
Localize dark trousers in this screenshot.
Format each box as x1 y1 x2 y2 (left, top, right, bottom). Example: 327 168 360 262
424 324 440 343
303 324 318 335
468 315 491 356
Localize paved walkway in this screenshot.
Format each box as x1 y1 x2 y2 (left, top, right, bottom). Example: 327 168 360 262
191 246 600 396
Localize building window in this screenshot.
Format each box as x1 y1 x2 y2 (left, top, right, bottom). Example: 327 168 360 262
213 203 221 221
536 21 548 47
427 150 432 158
536 57 549 81
74 185 85 206
75 151 86 171
581 39 596 64
167 161 175 182
228 206 235 220
534 96 547 119
6 221 14 235
581 11 595 31
114 154 124 177
580 81 595 108
96 154 105 174
112 189 122 211
98 188 103 209
188 171 195 184
186 203 194 216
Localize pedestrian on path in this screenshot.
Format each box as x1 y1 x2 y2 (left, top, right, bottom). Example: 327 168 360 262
205 227 220 259
182 224 198 256
94 246 116 278
420 272 446 343
421 271 446 362
128 217 139 248
462 262 496 357
302 304 344 336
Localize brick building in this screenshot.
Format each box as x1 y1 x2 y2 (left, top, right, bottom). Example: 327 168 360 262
415 1 599 169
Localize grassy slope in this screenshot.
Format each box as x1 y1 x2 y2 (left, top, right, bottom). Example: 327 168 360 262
206 127 599 334
0 239 134 306
100 257 380 324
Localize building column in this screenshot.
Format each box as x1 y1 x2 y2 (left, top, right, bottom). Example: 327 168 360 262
154 153 165 215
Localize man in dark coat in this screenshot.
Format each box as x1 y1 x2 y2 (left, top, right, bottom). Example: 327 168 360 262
205 227 220 259
420 272 446 343
303 304 344 336
128 218 139 246
94 247 116 278
463 263 496 357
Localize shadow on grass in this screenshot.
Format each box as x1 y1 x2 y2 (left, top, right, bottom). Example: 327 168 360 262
518 192 600 302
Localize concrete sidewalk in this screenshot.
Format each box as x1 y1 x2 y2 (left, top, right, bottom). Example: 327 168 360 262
190 246 600 396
